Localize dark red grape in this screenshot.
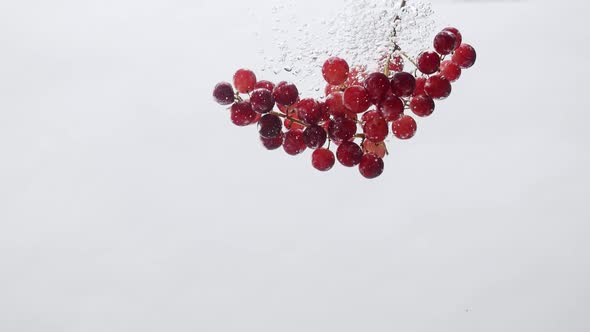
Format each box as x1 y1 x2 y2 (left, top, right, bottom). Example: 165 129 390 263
417 51 441 75
328 117 357 142
273 81 299 106
312 148 336 171
410 95 435 117
213 82 235 105
258 114 282 138
296 98 323 125
303 125 327 149
250 88 275 114
260 132 284 150
336 141 363 167
359 154 384 179
377 95 404 122
364 72 390 104
283 129 307 156
434 31 457 55
442 27 462 49
390 72 416 97
230 101 257 126
425 75 452 100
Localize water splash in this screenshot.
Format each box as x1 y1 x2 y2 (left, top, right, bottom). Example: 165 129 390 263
254 0 435 97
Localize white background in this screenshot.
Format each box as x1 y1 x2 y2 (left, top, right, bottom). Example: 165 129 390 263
1 0 589 331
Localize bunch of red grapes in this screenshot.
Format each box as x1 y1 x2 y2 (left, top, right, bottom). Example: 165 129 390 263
212 27 476 179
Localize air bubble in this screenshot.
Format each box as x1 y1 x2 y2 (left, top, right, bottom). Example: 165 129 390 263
259 0 435 97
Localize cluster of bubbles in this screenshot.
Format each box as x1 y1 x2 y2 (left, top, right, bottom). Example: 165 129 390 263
253 0 435 96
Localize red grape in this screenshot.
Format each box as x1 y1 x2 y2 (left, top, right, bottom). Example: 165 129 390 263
359 154 384 179
413 77 427 96
363 114 389 143
258 114 282 138
312 148 335 172
390 72 416 97
233 69 257 93
296 98 323 125
253 80 275 91
452 44 477 69
336 141 363 167
362 140 386 159
364 72 391 104
230 101 257 126
410 95 435 117
377 95 404 122
325 91 347 117
392 115 417 140
283 129 307 156
389 54 404 72
343 85 371 113
439 60 461 82
328 117 357 142
303 125 327 149
417 51 441 75
318 102 331 123
322 57 350 85
361 110 382 123
433 31 457 55
425 75 452 100
442 27 462 49
260 132 284 150
213 82 235 105
273 81 299 106
250 88 275 114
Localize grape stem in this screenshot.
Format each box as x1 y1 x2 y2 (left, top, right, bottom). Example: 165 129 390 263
384 0 408 76
400 51 419 68
270 110 308 128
